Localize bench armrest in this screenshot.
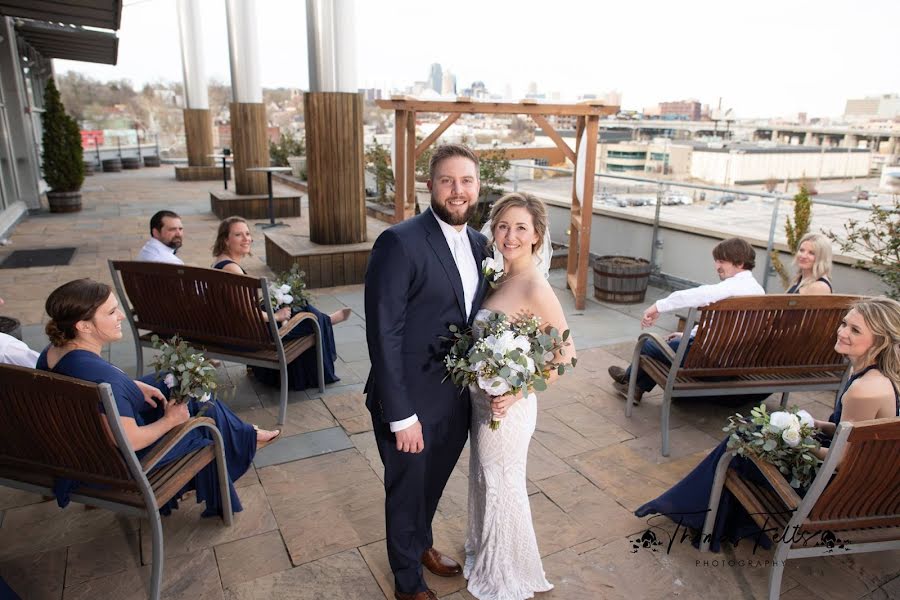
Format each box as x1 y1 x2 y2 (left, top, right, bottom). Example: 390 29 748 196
277 310 316 338
140 416 217 472
635 332 677 362
742 453 802 510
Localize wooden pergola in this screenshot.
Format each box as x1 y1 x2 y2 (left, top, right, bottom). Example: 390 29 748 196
375 98 619 309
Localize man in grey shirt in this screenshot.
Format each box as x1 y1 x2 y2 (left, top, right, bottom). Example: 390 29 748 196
137 210 184 264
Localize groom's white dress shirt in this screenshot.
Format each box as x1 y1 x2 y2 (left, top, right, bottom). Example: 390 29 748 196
390 211 480 433
137 238 184 265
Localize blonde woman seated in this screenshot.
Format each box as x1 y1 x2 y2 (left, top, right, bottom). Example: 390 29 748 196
211 216 349 390
787 232 833 294
634 296 899 551
36 279 279 517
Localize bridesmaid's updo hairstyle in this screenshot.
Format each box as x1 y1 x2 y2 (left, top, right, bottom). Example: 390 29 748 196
45 279 112 347
212 216 249 257
487 192 548 255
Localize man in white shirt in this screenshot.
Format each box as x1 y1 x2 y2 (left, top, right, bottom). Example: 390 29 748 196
0 297 38 367
608 237 765 402
136 210 184 264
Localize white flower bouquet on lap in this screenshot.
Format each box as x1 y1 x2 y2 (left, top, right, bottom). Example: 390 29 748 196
444 311 576 430
723 403 823 489
268 263 311 311
151 335 219 408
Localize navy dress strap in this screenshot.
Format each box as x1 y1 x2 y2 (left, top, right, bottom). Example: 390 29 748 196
786 276 832 294
213 259 247 274
829 364 882 425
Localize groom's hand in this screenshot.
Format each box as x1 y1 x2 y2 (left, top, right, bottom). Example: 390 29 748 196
395 421 424 453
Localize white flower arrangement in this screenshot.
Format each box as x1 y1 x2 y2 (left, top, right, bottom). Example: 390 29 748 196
268 263 311 311
151 335 218 406
481 247 505 288
724 404 822 489
443 311 576 430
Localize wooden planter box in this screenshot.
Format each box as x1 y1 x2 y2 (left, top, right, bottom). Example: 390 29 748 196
592 255 651 304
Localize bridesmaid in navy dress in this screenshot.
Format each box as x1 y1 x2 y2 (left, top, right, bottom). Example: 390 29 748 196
211 216 349 390
37 279 279 517
785 232 833 295
635 296 900 551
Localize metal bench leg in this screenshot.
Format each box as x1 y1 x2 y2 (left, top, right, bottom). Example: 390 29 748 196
780 392 790 408
768 540 790 599
208 427 233 526
625 342 644 418
701 450 735 552
278 358 288 426
661 393 672 457
148 510 164 600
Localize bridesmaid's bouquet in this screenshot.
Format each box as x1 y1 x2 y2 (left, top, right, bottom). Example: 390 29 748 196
443 311 575 430
151 335 219 406
723 403 823 489
268 263 311 311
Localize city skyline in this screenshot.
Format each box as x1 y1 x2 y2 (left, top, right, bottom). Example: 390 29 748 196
55 0 900 119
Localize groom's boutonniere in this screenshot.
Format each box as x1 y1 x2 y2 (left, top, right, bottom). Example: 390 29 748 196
482 251 505 289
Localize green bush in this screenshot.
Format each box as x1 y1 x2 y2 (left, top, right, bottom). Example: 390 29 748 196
41 79 84 192
770 184 812 289
269 132 305 167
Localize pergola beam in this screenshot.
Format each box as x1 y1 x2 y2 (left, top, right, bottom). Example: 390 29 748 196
415 113 460 159
530 114 577 164
376 98 617 117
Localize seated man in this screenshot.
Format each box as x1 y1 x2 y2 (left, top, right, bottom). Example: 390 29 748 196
0 297 38 367
137 210 184 264
608 237 764 402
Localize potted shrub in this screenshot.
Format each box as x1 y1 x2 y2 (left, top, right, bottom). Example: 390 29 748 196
41 79 85 213
269 132 305 177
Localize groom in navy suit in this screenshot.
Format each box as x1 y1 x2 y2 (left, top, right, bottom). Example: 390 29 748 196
365 144 489 600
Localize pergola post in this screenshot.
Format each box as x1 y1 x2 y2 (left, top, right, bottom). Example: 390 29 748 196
176 0 212 168
392 109 407 224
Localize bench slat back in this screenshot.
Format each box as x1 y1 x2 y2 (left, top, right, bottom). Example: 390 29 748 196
809 418 900 527
112 261 273 350
0 365 137 489
683 295 857 374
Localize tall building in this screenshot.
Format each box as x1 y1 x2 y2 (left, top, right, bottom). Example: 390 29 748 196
441 70 456 96
429 63 442 94
659 100 702 121
844 94 900 120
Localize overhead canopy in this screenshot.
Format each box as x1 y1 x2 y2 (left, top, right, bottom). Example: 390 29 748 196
15 19 118 65
0 0 121 30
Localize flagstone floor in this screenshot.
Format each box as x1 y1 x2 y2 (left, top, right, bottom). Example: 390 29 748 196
0 167 897 600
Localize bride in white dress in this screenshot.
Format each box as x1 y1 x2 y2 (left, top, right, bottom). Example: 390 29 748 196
464 193 576 600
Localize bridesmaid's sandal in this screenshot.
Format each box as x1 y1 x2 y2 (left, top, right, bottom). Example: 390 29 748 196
254 425 281 448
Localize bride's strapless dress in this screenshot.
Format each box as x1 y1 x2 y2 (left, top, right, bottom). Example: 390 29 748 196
464 309 553 600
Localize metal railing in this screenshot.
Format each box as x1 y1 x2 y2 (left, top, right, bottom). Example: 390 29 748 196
504 162 876 292
83 135 161 167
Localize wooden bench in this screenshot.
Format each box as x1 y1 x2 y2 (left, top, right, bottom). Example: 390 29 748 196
0 364 233 600
109 260 324 426
625 295 858 456
702 417 900 599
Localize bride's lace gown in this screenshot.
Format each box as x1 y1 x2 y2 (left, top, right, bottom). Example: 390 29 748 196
464 309 553 600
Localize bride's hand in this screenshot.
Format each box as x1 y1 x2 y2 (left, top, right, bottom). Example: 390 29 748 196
491 392 523 420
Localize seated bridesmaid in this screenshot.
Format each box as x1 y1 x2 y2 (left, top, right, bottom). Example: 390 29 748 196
635 296 900 551
211 216 348 390
37 279 279 517
787 233 833 294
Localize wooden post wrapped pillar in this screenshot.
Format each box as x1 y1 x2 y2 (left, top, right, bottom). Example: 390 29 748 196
304 91 366 244
183 108 213 167
230 102 267 195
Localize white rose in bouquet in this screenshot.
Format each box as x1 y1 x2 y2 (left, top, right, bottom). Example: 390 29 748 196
768 411 799 432
483 255 504 276
796 409 815 428
781 426 802 448
279 284 291 294
163 373 176 389
478 374 511 396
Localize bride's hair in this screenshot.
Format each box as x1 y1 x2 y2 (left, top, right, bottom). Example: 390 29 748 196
45 279 112 347
486 193 547 255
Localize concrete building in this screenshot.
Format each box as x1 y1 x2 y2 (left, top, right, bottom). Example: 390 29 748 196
440 69 456 96
690 144 871 185
844 94 900 120
597 140 692 176
0 4 121 236
659 99 702 121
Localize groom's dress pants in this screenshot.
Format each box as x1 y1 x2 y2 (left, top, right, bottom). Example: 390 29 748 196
373 400 469 594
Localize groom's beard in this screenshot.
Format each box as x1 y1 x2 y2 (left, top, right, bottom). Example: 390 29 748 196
431 193 477 226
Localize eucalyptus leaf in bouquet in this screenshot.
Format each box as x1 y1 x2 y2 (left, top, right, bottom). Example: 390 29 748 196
269 263 311 311
723 403 823 489
151 334 219 406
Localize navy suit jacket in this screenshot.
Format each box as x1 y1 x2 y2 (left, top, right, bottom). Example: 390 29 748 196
364 208 489 425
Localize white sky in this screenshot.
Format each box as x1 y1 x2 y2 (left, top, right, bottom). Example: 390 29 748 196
54 0 900 119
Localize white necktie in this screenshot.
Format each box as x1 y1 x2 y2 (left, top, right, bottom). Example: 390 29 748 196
450 232 477 319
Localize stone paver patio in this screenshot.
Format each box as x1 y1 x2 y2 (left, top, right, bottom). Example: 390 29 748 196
0 167 897 599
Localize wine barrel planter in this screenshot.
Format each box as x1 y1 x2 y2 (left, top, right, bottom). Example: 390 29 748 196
0 316 22 340
121 156 141 170
592 255 652 304
46 190 82 213
143 155 161 167
102 158 122 172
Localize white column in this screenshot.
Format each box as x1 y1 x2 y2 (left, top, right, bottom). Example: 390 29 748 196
306 0 357 93
225 0 262 103
176 0 208 109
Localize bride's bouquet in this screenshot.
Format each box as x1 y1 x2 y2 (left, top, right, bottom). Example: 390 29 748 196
723 403 823 489
268 263 311 311
443 311 576 430
151 334 219 406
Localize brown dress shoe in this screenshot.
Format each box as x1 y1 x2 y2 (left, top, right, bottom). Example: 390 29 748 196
421 547 462 577
394 590 438 600
608 365 628 384
613 380 643 404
